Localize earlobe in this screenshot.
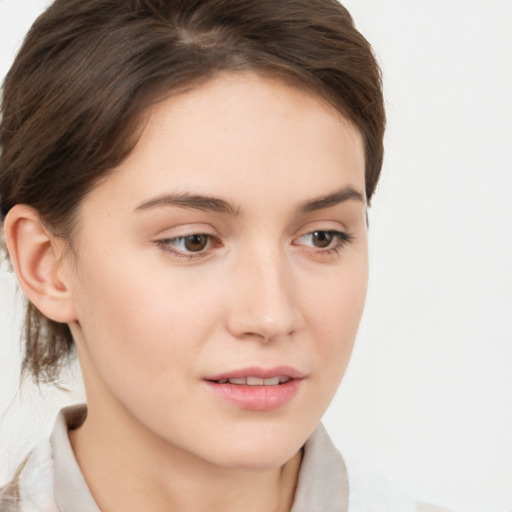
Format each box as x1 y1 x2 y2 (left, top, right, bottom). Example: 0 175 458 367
3 205 77 323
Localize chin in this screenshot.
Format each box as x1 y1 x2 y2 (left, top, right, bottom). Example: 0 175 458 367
195 419 315 470
213 444 301 471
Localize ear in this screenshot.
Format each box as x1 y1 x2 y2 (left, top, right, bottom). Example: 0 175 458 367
3 205 77 323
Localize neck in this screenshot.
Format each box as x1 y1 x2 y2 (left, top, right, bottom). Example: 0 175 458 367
68 396 302 512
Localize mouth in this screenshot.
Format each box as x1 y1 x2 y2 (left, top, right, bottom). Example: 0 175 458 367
203 366 304 411
208 376 292 386
205 365 305 382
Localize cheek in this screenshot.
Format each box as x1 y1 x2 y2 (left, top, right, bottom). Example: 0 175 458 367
71 249 214 394
305 253 368 377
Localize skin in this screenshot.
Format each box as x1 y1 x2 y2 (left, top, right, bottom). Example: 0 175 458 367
5 72 368 512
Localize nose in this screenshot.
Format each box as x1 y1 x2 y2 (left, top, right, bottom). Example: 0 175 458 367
225 247 303 342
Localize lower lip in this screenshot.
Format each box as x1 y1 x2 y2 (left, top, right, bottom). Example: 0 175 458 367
204 379 302 411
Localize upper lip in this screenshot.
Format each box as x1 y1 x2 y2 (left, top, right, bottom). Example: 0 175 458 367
205 366 305 381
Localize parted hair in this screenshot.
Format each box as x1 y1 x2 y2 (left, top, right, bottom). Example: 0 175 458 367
0 0 385 383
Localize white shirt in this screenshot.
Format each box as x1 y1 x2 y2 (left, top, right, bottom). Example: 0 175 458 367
0 405 424 512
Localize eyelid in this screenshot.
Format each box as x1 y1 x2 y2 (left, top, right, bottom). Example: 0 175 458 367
153 219 224 257
155 234 222 260
295 229 352 244
152 221 219 237
292 228 354 256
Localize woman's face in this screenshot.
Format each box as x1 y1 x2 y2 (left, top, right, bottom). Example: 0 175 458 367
68 72 368 469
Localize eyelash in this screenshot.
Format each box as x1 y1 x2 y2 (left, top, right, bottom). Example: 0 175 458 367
156 230 353 260
156 234 219 260
293 230 354 256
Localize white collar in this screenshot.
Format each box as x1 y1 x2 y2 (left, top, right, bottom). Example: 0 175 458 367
28 404 350 511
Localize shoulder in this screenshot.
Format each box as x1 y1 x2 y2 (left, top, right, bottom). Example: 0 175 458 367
302 425 418 512
0 436 58 512
0 454 28 512
0 479 21 512
1 405 95 512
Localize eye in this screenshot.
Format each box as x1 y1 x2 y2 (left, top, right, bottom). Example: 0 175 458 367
294 230 353 252
306 231 336 248
179 234 209 252
156 233 218 258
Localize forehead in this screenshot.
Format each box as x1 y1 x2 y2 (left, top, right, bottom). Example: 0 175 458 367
80 72 365 218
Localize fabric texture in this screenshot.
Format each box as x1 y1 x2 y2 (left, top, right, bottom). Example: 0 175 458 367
0 405 418 512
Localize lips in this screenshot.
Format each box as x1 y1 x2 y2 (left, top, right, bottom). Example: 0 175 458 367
205 365 305 382
204 366 304 411
215 376 291 385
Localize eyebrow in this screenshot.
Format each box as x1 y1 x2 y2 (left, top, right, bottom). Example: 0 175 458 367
134 192 241 216
296 185 365 214
134 185 364 216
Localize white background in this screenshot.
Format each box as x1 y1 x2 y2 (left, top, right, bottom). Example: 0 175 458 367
1 1 511 511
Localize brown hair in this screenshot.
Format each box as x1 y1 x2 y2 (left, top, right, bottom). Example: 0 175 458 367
0 0 385 383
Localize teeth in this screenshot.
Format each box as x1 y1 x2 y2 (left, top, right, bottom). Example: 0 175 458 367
218 376 290 386
246 377 264 385
228 377 247 385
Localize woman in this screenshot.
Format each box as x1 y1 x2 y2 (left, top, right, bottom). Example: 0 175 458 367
0 0 451 510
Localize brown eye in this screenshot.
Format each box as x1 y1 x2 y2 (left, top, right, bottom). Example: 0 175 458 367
183 234 209 252
311 231 334 248
293 229 352 254
157 233 219 259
